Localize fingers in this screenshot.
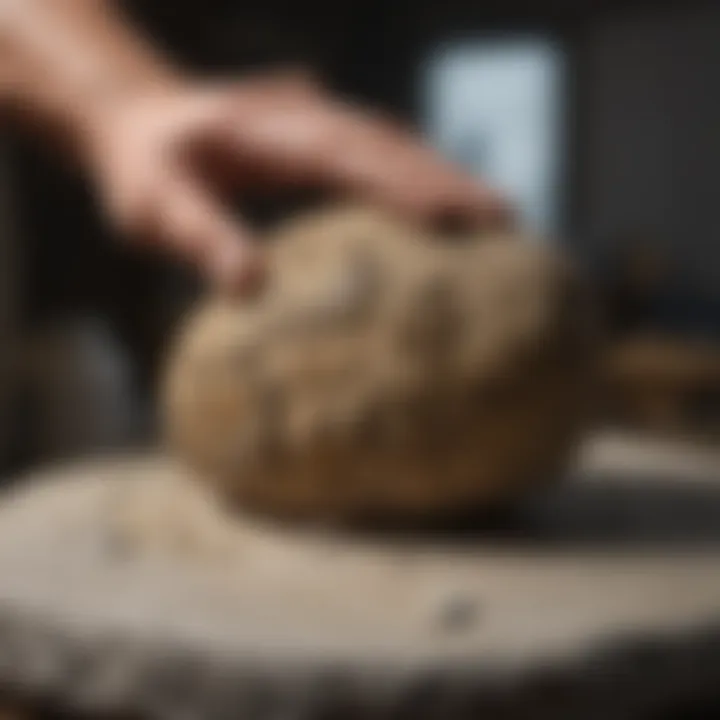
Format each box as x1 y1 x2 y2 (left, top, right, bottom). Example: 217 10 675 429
159 174 266 294
111 167 265 296
316 106 513 230
100 79 513 290
222 90 513 231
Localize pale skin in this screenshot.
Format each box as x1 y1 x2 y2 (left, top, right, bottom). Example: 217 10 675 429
0 0 510 294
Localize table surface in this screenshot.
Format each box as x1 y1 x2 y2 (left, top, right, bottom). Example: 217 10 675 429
0 431 718 719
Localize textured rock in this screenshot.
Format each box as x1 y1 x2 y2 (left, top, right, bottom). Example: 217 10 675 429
163 205 597 523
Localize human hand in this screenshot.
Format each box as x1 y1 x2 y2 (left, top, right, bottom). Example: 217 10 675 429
85 73 510 294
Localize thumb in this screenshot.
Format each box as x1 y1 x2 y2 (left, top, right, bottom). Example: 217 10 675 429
155 172 266 295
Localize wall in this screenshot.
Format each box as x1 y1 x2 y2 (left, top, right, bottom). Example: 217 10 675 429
582 3 720 300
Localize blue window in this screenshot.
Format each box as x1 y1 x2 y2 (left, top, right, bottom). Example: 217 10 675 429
423 36 566 237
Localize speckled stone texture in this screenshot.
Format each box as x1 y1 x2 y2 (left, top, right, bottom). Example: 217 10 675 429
1 439 720 719
163 205 596 523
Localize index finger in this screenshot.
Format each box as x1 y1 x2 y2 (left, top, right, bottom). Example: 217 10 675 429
315 103 513 229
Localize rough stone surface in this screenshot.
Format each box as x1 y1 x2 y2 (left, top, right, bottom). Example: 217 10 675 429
163 205 596 523
1 439 720 719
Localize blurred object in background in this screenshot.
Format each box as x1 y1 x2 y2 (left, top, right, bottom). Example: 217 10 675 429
598 229 720 341
599 230 673 337
604 335 720 441
13 316 148 467
596 231 720 441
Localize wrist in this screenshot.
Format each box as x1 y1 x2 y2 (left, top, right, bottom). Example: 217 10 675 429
0 0 187 165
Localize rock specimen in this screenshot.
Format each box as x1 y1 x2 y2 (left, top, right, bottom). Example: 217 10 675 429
163 205 596 523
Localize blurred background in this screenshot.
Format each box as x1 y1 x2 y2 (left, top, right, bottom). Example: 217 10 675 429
0 0 718 474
